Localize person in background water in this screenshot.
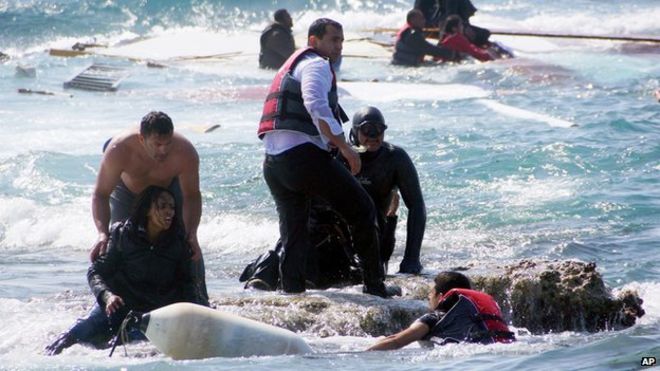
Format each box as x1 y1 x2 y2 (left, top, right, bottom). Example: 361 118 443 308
368 271 515 350
435 15 496 62
392 9 453 66
45 186 199 355
436 0 491 47
259 9 296 70
90 111 208 306
348 106 426 274
258 18 395 297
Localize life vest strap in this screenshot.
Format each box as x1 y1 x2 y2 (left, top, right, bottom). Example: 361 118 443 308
473 313 507 324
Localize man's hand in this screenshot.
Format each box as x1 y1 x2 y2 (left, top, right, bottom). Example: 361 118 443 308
105 294 125 315
339 144 361 175
188 234 202 261
89 233 109 262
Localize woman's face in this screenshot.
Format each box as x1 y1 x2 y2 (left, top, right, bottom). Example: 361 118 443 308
427 283 442 310
148 192 175 231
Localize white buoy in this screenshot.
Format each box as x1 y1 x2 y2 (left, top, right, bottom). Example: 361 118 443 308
139 302 312 360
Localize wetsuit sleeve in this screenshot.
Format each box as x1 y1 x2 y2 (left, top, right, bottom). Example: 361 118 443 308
442 33 492 61
87 225 123 307
394 149 426 273
409 28 453 60
268 29 295 59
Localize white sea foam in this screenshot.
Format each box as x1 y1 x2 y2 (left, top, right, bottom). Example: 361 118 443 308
0 197 94 250
199 213 279 256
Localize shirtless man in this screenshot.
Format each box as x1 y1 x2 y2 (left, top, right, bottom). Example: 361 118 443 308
90 111 208 305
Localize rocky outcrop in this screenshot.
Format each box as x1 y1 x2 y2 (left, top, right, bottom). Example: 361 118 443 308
209 259 644 337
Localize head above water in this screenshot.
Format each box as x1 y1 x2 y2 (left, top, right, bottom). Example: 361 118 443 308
443 15 464 35
350 106 387 151
139 111 174 162
274 9 293 28
407 9 425 29
129 185 179 235
307 18 344 62
428 271 472 310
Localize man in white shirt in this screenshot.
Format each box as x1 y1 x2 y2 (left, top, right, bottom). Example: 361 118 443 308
257 18 391 297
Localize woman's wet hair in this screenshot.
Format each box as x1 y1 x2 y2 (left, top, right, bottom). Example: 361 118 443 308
140 111 173 137
308 18 342 39
434 271 472 294
129 185 179 236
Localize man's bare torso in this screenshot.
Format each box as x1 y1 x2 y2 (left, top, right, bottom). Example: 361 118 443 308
106 131 193 195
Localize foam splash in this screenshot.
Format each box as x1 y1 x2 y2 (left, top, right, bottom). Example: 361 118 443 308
0 197 94 250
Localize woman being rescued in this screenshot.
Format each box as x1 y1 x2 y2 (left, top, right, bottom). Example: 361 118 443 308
45 185 200 355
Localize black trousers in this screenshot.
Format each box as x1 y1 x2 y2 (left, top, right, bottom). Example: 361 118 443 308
263 143 385 292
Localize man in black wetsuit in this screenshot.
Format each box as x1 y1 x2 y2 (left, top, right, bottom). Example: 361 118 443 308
348 106 426 274
392 9 452 66
259 9 296 69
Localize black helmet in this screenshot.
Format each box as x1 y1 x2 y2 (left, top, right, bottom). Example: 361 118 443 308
350 106 387 145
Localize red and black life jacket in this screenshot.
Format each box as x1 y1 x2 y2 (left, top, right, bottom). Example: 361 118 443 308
258 47 346 139
437 288 515 343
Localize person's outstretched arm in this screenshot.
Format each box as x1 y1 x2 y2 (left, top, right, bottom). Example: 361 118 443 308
395 150 426 274
368 322 429 351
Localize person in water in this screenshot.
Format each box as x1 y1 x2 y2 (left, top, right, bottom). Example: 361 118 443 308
347 106 426 274
91 111 208 305
45 186 199 355
436 0 491 47
435 15 496 62
259 9 296 69
368 271 515 350
258 18 394 297
392 9 453 66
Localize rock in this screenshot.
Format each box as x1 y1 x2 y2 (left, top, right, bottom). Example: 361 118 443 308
209 259 644 337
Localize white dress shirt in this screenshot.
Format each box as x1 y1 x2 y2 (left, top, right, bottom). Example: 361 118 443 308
263 52 344 155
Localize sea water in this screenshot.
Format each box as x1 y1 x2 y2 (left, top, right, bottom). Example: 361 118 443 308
0 0 659 370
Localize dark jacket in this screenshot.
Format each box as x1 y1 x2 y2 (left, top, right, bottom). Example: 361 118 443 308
259 22 295 69
392 25 452 66
354 143 426 272
88 220 195 313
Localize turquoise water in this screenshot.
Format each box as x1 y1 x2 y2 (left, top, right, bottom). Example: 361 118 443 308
1 0 659 370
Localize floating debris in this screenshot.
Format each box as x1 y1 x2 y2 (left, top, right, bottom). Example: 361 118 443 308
63 63 130 92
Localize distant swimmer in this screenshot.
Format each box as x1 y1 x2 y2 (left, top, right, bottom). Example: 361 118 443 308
392 9 453 66
90 111 208 305
367 271 515 351
259 9 296 69
435 15 495 62
258 18 395 297
655 89 660 102
45 186 200 355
